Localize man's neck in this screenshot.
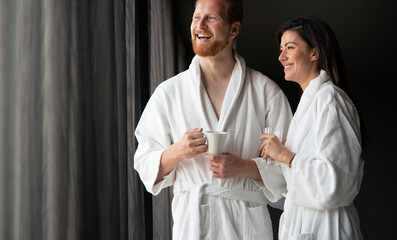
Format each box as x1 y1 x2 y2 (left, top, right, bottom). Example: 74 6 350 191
199 50 236 82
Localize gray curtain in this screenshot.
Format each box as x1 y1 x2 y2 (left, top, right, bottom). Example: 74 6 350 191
0 0 127 239
149 1 177 240
128 0 152 239
130 0 179 239
1 0 178 239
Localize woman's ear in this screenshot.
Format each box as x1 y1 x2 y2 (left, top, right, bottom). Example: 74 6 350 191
311 48 319 61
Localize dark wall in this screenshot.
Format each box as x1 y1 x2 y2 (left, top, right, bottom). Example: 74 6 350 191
174 0 397 239
239 2 397 239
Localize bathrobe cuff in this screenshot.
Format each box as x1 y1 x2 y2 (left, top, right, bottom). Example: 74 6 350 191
252 157 286 203
152 168 176 195
138 149 176 196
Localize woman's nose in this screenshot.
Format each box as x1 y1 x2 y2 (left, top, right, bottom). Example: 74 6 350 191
278 51 286 62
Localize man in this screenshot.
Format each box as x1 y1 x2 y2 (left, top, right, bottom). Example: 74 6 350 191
134 0 292 239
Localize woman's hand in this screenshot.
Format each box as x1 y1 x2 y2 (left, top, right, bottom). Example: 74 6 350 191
259 134 295 166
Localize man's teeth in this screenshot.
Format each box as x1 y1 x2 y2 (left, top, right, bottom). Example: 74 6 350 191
198 34 211 38
285 65 291 69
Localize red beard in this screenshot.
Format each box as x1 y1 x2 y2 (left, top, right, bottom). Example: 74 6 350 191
191 31 230 57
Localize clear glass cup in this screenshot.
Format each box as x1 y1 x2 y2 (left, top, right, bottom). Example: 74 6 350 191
262 127 283 166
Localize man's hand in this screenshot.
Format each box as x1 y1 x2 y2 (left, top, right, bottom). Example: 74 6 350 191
204 153 261 180
156 128 207 184
174 128 208 160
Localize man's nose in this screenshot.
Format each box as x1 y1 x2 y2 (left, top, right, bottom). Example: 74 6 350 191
198 18 207 29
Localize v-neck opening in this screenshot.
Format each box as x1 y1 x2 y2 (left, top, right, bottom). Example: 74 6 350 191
201 61 240 130
191 53 246 132
201 82 220 130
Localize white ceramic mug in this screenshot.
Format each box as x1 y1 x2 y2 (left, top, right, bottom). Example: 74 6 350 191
204 131 227 154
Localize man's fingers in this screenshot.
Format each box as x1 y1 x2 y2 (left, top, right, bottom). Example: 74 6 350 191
209 166 221 176
188 128 203 132
205 154 223 162
194 137 207 145
186 137 207 149
209 165 218 171
187 128 204 138
209 160 223 168
211 171 225 179
190 144 207 153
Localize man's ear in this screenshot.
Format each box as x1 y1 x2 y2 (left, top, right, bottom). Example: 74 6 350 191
230 22 241 38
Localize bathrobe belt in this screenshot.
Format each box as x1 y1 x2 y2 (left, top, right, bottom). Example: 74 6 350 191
175 183 268 239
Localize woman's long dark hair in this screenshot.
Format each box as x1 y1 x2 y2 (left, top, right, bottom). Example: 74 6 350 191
276 16 368 148
276 16 348 91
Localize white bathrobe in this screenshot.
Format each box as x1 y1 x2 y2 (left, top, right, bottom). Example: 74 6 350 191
134 53 292 240
279 70 364 240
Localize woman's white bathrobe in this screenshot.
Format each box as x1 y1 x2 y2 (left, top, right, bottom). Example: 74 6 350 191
278 71 364 240
134 53 292 240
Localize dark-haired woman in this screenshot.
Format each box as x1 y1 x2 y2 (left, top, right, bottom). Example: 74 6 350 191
260 17 364 239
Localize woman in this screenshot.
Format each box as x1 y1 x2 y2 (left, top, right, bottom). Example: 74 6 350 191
260 17 364 239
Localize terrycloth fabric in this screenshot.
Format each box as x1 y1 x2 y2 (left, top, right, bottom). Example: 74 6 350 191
134 52 292 239
175 184 268 239
278 70 364 240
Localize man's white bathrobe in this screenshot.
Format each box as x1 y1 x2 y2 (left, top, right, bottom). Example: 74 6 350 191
134 53 292 240
278 70 364 240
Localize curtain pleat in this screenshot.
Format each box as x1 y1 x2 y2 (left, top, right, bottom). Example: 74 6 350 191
149 0 177 93
0 0 130 239
41 1 90 239
90 1 119 239
0 1 12 240
149 1 176 239
114 0 128 239
13 0 44 239
1 0 178 239
127 0 153 239
0 0 15 238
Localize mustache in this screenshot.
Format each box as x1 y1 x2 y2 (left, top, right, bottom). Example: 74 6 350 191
193 30 213 36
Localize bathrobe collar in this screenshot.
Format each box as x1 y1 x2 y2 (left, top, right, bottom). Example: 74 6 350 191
189 52 247 132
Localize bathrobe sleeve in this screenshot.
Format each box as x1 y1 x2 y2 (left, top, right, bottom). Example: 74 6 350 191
265 90 292 139
290 91 363 210
134 87 176 195
254 89 292 203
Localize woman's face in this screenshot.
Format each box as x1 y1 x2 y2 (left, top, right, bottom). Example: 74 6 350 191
278 30 319 90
